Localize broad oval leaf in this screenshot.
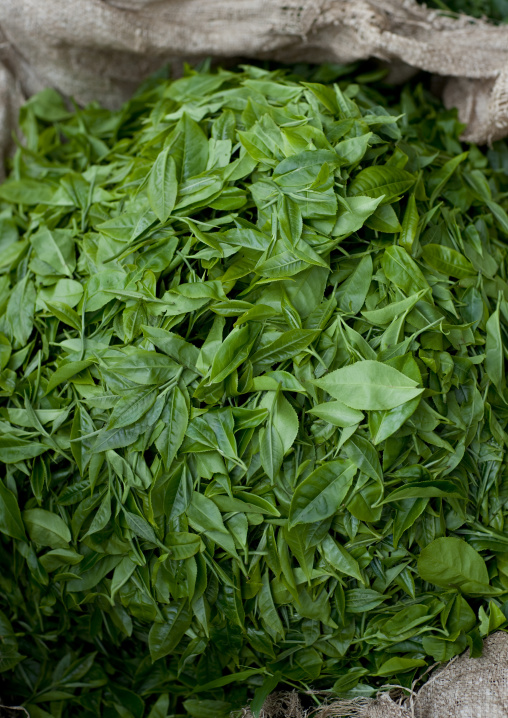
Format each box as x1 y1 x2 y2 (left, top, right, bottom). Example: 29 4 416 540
23 508 71 549
313 360 423 410
418 537 489 594
308 400 364 427
421 244 475 279
348 166 415 204
289 459 356 527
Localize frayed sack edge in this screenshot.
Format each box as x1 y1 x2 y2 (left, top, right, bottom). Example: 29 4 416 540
236 632 508 718
235 658 443 718
236 691 412 718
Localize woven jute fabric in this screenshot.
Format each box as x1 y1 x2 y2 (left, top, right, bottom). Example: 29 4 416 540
0 0 507 173
239 632 508 718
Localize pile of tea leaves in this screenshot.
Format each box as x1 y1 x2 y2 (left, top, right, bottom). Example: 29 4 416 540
1 62 508 718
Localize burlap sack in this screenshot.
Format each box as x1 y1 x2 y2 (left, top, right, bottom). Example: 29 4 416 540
0 0 508 173
239 632 508 718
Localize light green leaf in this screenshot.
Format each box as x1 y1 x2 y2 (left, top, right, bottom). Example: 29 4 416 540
23 508 71 549
418 537 490 595
313 360 423 410
289 459 356 527
148 149 178 222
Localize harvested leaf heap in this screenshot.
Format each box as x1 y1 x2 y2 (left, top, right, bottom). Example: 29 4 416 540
1 64 508 717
